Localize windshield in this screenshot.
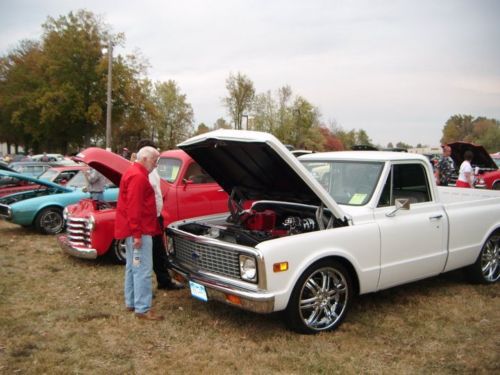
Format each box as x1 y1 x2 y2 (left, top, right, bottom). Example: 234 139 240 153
38 169 59 181
66 171 87 188
301 160 384 206
157 157 182 183
494 158 500 168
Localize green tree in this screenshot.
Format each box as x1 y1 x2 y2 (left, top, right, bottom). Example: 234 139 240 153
223 72 255 129
152 80 194 150
0 40 44 153
38 10 113 152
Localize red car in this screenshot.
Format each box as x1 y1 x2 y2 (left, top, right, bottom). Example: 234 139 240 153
58 148 228 263
0 165 87 198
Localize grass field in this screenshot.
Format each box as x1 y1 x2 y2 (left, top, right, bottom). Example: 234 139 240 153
0 220 498 374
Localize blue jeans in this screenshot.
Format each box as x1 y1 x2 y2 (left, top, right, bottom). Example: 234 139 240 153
124 235 153 313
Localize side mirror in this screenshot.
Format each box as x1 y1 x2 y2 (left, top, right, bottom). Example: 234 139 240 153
385 198 410 217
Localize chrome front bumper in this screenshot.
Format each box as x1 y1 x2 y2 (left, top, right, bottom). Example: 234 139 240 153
58 234 98 259
170 263 275 314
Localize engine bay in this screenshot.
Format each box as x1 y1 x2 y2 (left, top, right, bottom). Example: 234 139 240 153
177 199 346 247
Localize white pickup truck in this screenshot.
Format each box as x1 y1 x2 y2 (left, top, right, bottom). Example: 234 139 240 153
167 130 500 334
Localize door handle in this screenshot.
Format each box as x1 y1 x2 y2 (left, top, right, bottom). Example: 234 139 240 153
429 214 443 221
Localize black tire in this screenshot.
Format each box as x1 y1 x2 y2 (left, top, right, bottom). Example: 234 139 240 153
493 182 500 190
35 207 64 234
285 259 352 334
467 233 500 284
110 239 127 264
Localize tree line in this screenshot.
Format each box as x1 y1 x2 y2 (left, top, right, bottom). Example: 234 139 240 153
1 10 498 155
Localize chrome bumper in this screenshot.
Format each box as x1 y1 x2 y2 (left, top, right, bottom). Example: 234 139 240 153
170 263 275 314
58 234 97 259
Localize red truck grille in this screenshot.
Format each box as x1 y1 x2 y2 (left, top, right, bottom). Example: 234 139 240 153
66 217 92 247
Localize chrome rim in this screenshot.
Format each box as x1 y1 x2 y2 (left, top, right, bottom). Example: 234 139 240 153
114 239 127 262
41 210 63 233
299 267 348 331
481 236 500 282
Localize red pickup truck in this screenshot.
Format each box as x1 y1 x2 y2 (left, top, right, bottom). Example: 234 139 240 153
58 148 228 263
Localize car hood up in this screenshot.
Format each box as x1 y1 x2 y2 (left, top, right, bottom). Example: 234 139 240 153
178 129 349 222
448 142 498 171
0 170 73 192
73 147 131 186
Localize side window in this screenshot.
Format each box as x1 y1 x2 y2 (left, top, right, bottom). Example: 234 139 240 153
185 162 214 184
377 164 431 207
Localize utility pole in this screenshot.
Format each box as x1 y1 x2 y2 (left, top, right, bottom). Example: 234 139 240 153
105 40 113 151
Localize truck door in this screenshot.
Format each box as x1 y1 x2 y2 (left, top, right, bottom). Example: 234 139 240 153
374 162 448 289
177 161 228 219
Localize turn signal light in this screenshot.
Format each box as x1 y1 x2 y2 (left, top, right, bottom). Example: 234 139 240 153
226 294 242 305
273 262 289 272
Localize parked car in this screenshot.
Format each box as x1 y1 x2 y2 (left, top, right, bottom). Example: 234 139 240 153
58 149 228 263
7 161 54 178
0 151 121 234
448 142 500 189
165 130 500 334
38 165 88 186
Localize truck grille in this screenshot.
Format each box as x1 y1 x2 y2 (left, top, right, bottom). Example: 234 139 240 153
66 217 91 247
173 236 241 279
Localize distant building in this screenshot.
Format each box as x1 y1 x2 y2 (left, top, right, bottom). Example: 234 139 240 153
408 146 442 155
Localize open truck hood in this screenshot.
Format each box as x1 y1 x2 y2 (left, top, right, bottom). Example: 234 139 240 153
448 142 498 171
178 130 349 222
73 147 131 186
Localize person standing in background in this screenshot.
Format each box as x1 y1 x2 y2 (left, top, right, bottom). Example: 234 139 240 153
435 145 455 186
83 168 106 201
115 146 164 320
456 150 475 188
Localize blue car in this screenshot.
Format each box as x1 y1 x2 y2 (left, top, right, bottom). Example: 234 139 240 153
0 169 118 234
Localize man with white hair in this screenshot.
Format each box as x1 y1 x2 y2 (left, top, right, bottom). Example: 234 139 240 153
115 146 163 321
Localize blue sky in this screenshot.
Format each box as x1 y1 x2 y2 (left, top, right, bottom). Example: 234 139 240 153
1 0 499 147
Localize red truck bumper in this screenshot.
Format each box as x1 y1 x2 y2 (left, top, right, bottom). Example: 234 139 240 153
58 234 98 259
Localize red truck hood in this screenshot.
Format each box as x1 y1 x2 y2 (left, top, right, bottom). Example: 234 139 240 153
73 148 131 186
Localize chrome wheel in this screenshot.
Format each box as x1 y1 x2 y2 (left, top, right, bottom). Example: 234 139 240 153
299 267 348 331
480 235 500 282
286 260 352 334
36 208 64 234
112 239 127 264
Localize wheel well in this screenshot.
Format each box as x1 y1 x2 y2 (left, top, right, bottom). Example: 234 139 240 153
320 256 360 296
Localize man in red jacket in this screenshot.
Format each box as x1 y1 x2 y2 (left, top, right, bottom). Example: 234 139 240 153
115 146 163 321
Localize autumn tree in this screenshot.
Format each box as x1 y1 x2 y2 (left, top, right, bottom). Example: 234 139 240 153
213 117 231 129
223 72 255 129
441 114 500 152
152 80 194 150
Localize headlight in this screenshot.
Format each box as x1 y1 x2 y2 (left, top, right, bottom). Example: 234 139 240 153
62 207 69 221
86 215 95 231
239 255 257 282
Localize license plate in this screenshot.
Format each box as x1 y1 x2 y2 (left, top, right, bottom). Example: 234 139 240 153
189 281 208 302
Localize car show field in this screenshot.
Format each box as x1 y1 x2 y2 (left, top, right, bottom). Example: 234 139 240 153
0 219 498 373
